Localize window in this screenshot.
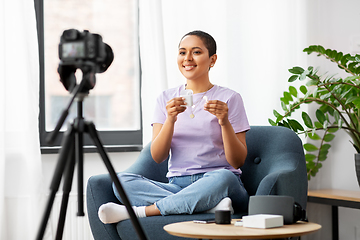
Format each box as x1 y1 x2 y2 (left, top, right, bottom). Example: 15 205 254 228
34 0 142 153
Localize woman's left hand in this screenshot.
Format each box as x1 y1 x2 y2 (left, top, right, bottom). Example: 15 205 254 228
204 100 229 126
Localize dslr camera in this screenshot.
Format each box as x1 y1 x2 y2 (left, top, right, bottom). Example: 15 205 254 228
58 29 113 92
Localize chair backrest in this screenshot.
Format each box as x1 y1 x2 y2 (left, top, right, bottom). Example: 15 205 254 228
124 142 169 183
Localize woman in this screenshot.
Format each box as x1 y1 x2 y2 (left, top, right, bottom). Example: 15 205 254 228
98 30 250 223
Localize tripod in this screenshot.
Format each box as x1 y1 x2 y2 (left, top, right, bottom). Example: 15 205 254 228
36 74 147 240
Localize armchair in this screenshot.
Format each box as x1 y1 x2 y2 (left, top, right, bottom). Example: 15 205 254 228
86 126 308 240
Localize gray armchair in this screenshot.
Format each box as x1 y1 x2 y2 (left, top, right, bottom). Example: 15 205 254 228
86 126 308 240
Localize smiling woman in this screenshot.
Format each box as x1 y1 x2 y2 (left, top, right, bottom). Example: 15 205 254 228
98 30 250 224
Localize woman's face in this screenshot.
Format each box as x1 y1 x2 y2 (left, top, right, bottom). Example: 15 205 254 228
177 35 216 81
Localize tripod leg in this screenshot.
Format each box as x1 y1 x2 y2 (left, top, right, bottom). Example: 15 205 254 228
86 121 148 240
36 125 76 240
55 141 76 240
75 103 85 216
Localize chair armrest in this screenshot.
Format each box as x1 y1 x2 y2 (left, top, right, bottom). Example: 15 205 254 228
255 158 308 209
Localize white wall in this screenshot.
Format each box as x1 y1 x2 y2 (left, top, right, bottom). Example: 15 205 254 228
303 0 360 239
40 0 360 239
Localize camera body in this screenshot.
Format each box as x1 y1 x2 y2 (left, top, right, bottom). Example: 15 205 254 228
58 29 113 92
58 29 113 74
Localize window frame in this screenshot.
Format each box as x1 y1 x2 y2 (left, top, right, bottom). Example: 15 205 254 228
34 0 143 154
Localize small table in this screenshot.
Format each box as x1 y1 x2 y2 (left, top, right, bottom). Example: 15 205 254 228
164 219 321 239
308 189 360 240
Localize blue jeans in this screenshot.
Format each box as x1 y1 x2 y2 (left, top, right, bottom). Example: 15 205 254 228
113 169 249 215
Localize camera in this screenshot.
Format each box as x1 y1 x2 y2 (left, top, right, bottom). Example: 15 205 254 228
58 29 113 92
59 29 113 73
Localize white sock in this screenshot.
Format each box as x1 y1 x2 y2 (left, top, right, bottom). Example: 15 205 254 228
205 197 234 214
98 202 147 224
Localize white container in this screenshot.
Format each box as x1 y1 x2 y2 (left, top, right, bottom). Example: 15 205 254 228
242 214 284 229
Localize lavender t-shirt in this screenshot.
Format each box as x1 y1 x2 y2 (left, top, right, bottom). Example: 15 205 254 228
152 84 250 178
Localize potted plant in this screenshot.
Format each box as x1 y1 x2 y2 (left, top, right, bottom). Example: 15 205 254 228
268 45 360 181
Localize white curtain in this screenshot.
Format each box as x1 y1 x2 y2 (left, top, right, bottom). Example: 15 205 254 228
0 1 43 239
139 0 169 144
139 0 307 144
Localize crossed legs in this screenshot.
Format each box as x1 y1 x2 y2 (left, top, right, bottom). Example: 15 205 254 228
98 169 248 224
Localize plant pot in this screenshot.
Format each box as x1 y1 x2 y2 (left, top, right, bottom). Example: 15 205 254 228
356 154 360 187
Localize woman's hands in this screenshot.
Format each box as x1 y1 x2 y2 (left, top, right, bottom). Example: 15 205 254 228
204 99 247 169
166 97 187 123
204 100 229 126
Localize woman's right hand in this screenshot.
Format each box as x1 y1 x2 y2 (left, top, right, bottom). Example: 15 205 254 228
151 97 186 163
166 97 186 123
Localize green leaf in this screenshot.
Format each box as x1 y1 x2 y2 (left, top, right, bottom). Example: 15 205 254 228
330 50 337 59
288 119 304 132
319 92 332 100
319 147 329 155
339 87 353 99
276 115 284 123
338 118 343 129
321 144 331 152
317 45 326 54
281 101 288 111
316 109 326 124
353 99 360 108
281 120 291 129
283 91 293 102
302 112 313 128
324 133 335 142
319 148 329 160
333 110 340 122
318 154 327 161
345 96 358 105
347 55 356 61
273 110 281 118
303 46 316 54
289 75 299 82
289 86 297 97
268 118 276 126
327 128 339 133
304 143 319 152
335 52 343 62
300 85 307 95
314 121 323 128
305 154 316 161
280 97 289 105
289 66 305 74
308 132 321 140
318 145 331 161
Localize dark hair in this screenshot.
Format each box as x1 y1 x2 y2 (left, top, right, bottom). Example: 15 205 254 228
180 30 217 57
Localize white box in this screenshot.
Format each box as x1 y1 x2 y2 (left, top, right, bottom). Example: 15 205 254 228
242 214 284 229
